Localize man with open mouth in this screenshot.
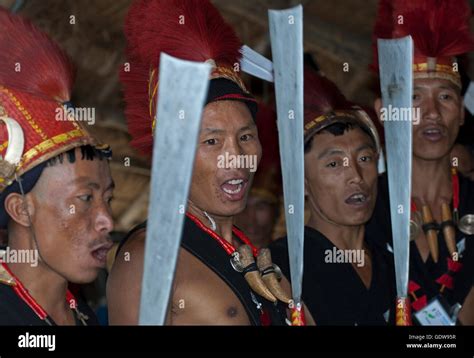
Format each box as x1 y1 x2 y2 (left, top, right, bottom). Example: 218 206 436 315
271 68 395 325
369 0 474 325
0 10 115 326
107 0 313 326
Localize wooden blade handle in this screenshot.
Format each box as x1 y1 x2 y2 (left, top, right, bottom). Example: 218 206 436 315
395 297 412 326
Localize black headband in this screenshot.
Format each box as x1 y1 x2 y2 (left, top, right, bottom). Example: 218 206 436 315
206 78 258 120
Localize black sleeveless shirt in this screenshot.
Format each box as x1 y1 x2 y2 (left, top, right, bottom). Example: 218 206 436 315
366 173 474 314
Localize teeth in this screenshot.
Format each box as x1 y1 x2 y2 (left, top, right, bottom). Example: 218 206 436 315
223 184 243 195
227 179 243 185
350 194 366 202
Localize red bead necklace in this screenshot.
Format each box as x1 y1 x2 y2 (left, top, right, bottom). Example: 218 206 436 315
1 262 79 325
185 212 259 257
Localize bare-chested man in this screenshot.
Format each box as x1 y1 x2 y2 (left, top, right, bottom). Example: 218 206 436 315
107 0 313 325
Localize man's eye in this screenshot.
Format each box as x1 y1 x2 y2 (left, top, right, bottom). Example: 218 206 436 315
240 134 253 141
360 155 372 162
439 94 452 100
413 94 420 101
106 196 114 205
204 138 217 145
326 161 338 168
78 195 93 202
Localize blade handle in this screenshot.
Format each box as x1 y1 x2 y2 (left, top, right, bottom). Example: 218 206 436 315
395 296 412 326
290 301 306 326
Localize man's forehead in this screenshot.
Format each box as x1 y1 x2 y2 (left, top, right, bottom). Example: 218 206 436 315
70 175 115 189
201 113 256 133
313 129 375 155
202 101 253 123
202 122 256 133
414 78 459 92
43 154 110 181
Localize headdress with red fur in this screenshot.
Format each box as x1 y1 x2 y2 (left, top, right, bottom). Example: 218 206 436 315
251 103 281 204
303 66 381 153
0 8 99 193
372 0 474 88
121 0 257 156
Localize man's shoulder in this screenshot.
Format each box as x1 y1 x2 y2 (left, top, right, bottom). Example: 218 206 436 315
116 222 148 259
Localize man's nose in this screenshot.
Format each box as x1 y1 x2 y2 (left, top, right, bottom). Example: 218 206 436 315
421 96 442 123
95 204 114 234
346 161 363 185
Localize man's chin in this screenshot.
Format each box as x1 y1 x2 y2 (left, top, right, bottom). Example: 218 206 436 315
335 211 372 227
218 204 247 218
414 144 452 162
66 269 100 285
217 192 250 215
208 200 248 219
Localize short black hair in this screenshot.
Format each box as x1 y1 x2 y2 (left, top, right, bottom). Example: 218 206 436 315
304 122 375 153
46 145 109 167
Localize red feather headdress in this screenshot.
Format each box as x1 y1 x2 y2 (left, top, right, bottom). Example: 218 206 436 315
303 67 381 153
0 9 97 192
251 103 281 204
0 9 74 102
121 0 249 155
372 0 474 87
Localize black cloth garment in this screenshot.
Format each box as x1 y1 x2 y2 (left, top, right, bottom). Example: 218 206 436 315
0 283 98 326
270 226 395 326
118 216 288 326
366 173 474 313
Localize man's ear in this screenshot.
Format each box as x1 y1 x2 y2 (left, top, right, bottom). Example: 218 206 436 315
374 98 384 127
4 192 34 227
304 177 309 197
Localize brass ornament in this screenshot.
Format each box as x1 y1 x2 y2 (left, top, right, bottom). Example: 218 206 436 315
230 251 243 273
458 214 474 235
256 248 291 304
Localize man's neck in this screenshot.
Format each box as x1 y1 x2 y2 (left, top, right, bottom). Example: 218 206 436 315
8 238 69 319
187 203 234 244
412 154 452 204
307 214 365 251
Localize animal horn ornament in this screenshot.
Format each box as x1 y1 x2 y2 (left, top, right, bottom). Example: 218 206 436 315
441 202 458 261
236 245 277 303
256 248 291 304
0 116 25 190
422 205 439 263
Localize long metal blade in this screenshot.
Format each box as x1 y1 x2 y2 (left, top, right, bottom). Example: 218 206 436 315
139 53 211 325
377 36 413 298
269 5 304 305
240 45 274 82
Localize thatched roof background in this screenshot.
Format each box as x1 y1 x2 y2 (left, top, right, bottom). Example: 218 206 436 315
1 0 385 113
